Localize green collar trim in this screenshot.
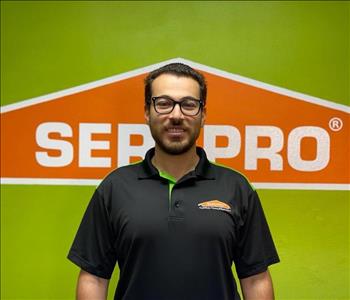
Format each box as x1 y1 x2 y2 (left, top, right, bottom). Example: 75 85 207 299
159 171 176 203
158 170 177 184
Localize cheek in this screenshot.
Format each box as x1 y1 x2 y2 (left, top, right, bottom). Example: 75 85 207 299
149 114 166 128
193 116 204 128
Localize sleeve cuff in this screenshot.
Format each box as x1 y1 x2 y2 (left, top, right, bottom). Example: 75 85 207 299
67 251 112 280
237 255 280 279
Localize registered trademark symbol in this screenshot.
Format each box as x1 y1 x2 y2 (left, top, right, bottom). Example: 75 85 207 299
329 117 343 132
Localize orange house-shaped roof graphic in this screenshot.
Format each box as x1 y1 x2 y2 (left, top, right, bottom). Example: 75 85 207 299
1 58 349 190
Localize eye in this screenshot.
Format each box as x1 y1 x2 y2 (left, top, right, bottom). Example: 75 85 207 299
155 98 172 108
181 99 198 110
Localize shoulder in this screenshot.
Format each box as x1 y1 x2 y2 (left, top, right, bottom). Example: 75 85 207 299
209 163 262 218
209 161 255 194
96 161 143 193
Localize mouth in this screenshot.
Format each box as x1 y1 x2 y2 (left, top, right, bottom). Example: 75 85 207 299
166 127 186 137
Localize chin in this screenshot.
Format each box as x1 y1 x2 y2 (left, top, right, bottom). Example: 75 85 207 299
159 141 195 155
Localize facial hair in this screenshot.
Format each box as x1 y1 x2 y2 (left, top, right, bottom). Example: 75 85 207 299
149 116 202 156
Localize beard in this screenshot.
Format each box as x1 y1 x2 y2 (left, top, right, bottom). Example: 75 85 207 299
152 131 196 155
149 118 202 155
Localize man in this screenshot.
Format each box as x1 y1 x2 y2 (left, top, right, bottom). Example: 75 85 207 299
68 63 280 300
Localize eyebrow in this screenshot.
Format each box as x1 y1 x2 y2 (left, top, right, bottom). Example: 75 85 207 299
155 95 200 101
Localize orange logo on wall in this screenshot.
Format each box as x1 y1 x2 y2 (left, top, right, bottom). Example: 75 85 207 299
1 58 349 190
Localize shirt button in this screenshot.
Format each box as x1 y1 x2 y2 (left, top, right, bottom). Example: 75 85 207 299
175 202 180 208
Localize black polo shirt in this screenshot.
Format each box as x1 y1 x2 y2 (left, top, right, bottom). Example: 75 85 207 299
68 147 279 300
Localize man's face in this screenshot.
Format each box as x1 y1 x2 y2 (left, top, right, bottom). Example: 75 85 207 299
145 74 206 155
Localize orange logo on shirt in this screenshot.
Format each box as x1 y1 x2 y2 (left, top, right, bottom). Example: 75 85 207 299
198 200 231 212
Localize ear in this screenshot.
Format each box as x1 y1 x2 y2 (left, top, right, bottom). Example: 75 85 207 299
200 106 206 128
144 105 150 125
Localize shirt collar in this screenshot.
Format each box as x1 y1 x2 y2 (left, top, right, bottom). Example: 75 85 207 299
138 147 216 180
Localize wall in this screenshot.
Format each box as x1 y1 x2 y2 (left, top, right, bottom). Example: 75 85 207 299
1 1 349 299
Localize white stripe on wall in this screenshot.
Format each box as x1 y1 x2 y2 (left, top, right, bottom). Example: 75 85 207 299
1 177 349 190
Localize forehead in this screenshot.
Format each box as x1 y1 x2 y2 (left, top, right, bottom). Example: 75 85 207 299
151 74 200 99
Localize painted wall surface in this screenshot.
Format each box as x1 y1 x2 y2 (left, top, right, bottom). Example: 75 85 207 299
1 1 349 299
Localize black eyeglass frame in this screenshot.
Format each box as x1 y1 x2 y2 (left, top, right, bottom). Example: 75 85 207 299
151 96 204 116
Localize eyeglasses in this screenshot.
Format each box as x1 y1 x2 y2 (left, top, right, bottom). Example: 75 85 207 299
151 96 203 116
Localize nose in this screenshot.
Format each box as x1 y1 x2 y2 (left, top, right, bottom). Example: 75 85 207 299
169 102 184 119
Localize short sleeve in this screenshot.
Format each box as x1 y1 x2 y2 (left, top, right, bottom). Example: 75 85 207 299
67 189 117 279
233 190 280 279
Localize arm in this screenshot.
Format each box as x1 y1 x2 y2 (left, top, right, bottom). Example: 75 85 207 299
76 269 109 300
239 270 275 300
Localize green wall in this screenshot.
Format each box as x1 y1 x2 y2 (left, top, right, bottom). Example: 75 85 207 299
1 1 349 299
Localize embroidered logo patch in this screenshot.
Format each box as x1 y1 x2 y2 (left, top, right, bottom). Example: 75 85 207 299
198 200 231 212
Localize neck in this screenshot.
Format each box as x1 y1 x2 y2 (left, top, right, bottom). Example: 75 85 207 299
152 145 199 181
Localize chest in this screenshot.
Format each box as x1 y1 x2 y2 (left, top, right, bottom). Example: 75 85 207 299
110 179 243 247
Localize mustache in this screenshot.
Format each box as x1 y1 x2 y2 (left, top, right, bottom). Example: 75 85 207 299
168 118 183 126
165 121 186 131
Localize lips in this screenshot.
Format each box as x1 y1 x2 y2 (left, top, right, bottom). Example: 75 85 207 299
167 127 184 132
166 127 185 137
